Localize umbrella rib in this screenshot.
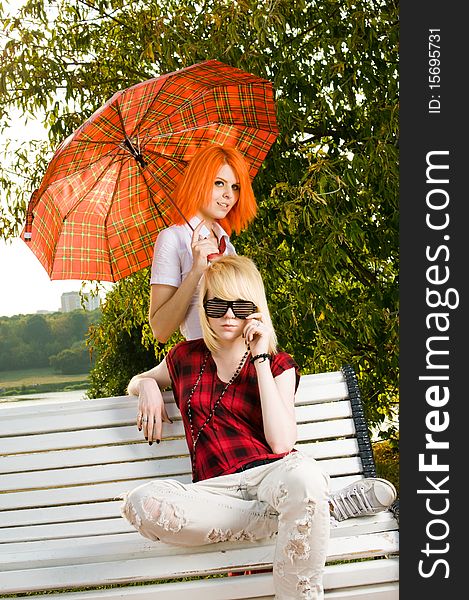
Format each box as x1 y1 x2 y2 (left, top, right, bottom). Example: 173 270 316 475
45 145 125 189
112 100 193 231
115 98 128 140
74 138 124 145
138 168 172 231
64 154 128 222
114 99 148 168
46 154 127 281
128 77 226 140
141 147 188 165
103 159 126 282
140 166 193 232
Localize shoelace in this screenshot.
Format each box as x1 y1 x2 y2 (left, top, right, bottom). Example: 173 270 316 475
329 484 372 521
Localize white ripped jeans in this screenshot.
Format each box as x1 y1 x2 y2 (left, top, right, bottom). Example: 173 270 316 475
121 450 331 600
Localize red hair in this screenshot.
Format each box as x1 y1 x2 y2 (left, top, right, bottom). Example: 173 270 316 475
168 145 257 235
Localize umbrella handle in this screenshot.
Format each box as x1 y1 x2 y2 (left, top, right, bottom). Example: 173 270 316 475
207 236 227 261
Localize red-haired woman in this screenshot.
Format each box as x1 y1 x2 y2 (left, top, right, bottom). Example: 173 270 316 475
149 144 257 343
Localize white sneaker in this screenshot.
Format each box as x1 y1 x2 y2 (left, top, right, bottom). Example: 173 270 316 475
329 478 397 522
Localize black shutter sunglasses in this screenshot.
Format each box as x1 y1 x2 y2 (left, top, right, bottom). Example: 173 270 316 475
203 298 257 319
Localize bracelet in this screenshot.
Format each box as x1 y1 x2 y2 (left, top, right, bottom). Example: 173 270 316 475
250 353 271 364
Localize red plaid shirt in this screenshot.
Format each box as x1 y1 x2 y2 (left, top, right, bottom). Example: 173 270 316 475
166 339 300 482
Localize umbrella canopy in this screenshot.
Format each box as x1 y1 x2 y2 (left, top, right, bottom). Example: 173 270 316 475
21 59 279 282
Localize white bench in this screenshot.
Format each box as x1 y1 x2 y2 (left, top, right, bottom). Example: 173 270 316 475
0 365 399 599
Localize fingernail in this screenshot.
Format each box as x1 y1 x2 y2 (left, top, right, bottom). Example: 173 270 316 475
156 439 160 444
149 441 153 446
145 437 148 440
138 426 142 431
169 420 173 424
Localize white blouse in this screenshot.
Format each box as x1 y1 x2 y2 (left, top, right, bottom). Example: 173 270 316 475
150 216 236 340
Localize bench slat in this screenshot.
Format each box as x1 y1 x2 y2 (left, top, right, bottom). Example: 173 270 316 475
1 511 397 547
0 473 368 511
0 516 132 543
0 398 352 439
295 380 349 405
326 583 399 600
0 417 357 455
0 455 363 493
0 394 141 419
0 500 122 528
1 437 360 475
0 531 398 593
0 403 176 436
0 561 398 600
0 439 189 473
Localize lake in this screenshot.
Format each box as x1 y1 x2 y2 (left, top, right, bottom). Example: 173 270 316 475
0 389 89 405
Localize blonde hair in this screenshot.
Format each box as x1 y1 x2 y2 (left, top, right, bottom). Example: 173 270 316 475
168 145 257 235
199 255 277 353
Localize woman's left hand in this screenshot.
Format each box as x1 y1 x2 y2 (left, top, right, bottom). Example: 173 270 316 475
243 313 271 356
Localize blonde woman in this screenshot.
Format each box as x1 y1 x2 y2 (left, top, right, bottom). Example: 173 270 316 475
122 255 396 600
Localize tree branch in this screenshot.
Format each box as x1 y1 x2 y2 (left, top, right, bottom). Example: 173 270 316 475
339 241 378 287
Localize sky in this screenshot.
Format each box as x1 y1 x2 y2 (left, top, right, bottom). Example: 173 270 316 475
0 238 103 317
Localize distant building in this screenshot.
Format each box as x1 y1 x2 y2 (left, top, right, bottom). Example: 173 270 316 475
60 291 100 313
84 294 101 311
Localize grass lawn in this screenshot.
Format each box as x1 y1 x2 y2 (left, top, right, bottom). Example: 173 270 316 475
0 367 89 396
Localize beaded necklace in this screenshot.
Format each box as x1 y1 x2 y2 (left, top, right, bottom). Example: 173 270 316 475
186 349 249 468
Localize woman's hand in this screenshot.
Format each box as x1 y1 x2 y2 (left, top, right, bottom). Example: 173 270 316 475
243 312 271 356
135 378 172 444
190 220 220 274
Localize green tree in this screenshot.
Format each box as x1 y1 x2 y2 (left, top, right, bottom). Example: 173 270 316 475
86 272 159 397
19 314 53 366
49 310 93 348
0 0 398 437
49 340 94 374
0 310 101 372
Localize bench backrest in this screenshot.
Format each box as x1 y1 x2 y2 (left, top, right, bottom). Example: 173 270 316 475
0 366 375 538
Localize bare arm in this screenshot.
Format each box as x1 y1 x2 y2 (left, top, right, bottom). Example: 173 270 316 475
128 359 173 443
243 314 297 453
149 277 200 343
255 362 297 453
149 221 220 343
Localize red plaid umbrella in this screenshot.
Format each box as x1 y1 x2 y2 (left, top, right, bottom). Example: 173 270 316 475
20 60 278 282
